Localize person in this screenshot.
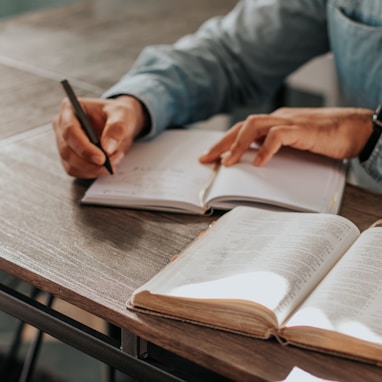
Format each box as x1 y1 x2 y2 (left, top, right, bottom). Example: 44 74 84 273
53 0 382 187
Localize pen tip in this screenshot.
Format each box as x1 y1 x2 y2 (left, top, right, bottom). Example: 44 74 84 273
104 158 113 175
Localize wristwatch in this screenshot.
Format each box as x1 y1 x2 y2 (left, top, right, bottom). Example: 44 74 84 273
359 104 382 162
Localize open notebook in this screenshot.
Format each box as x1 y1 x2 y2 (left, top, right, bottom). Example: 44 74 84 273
82 129 346 214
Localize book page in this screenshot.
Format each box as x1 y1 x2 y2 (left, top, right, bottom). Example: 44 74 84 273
205 146 345 214
285 227 382 345
132 207 359 326
82 129 224 212
280 367 337 382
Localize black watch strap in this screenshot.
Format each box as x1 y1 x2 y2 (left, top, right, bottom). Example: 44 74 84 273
359 105 382 163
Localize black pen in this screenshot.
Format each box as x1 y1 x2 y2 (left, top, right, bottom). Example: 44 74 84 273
60 79 113 175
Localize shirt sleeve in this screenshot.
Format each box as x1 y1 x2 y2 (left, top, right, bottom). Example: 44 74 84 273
361 137 382 185
103 0 329 138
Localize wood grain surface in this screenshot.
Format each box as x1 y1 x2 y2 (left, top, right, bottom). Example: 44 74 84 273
1 1 382 381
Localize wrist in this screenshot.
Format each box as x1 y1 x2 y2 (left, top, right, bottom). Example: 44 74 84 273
359 105 382 163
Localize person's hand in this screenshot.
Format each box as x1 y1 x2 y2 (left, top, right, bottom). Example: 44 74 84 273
53 95 148 178
199 107 374 166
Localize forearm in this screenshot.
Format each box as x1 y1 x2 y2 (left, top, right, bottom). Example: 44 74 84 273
104 0 329 136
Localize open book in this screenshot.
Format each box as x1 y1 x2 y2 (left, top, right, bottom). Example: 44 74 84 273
81 129 346 214
128 206 382 364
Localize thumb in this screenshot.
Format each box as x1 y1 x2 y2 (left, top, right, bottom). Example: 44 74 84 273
100 96 147 156
102 132 119 156
101 117 130 156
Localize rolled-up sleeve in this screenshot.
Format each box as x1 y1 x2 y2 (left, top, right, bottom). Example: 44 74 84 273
103 0 329 137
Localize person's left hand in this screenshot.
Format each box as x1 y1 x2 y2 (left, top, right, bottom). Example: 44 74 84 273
199 107 374 166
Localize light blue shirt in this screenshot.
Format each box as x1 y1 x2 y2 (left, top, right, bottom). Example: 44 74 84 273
104 0 382 184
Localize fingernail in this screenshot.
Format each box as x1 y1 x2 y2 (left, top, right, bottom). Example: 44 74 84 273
253 154 261 166
91 154 105 165
221 151 234 166
221 157 232 166
113 152 124 166
104 138 118 154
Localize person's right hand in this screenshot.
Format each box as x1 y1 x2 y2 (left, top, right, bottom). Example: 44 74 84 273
53 95 149 178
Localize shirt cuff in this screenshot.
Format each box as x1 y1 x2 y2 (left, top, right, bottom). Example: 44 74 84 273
360 135 382 184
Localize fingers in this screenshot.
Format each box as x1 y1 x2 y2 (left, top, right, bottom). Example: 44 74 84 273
222 116 286 165
53 96 147 178
53 98 107 178
199 115 291 166
253 125 302 166
199 123 243 163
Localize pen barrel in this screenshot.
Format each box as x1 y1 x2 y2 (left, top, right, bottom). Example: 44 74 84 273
60 79 113 175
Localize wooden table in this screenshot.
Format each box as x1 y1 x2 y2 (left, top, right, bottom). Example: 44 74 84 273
1 1 382 381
